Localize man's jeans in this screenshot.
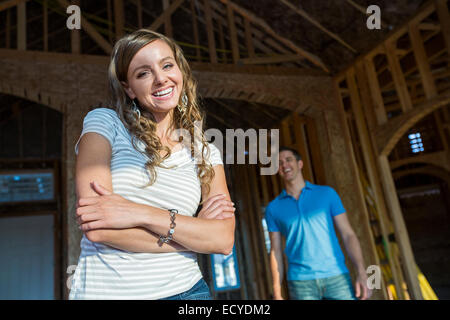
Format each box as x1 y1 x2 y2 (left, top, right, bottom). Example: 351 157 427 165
288 273 357 300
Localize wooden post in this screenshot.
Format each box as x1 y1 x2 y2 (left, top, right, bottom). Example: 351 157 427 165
385 40 413 112
137 0 143 29
189 0 201 62
217 19 227 63
364 56 388 125
409 21 449 152
203 0 217 63
293 113 313 182
163 0 173 37
43 0 48 51
248 165 272 299
6 8 11 49
244 18 255 58
114 0 124 40
107 0 113 43
378 154 423 300
347 67 402 298
226 1 240 63
435 0 450 60
17 1 26 50
71 0 81 54
305 117 327 184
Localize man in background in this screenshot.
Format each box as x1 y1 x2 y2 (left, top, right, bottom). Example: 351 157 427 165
265 146 372 300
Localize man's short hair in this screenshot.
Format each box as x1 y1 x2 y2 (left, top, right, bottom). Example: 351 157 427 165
279 146 302 161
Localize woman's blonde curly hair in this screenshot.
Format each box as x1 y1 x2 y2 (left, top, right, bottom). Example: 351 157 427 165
108 29 214 194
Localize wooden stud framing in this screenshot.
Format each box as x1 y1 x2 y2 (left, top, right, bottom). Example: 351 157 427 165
435 0 450 59
384 40 413 112
226 1 240 63
409 21 449 152
6 8 11 49
220 0 329 72
305 117 326 184
189 0 201 61
238 54 304 65
0 0 28 12
107 0 113 43
364 58 387 125
136 0 143 29
378 155 423 300
163 0 173 37
114 0 124 39
248 165 272 299
43 0 48 51
71 0 81 54
243 18 255 58
56 0 113 54
203 0 218 63
17 1 26 50
149 0 184 33
280 0 357 53
346 68 403 298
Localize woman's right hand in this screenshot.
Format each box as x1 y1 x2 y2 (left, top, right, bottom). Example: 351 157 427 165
197 194 235 220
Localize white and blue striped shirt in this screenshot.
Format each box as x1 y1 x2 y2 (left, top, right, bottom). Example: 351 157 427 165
69 108 223 300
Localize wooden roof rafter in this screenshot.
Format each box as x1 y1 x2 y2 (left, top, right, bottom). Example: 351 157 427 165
280 0 357 54
218 0 329 72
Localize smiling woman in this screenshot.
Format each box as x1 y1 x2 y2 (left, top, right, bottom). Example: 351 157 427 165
70 29 236 300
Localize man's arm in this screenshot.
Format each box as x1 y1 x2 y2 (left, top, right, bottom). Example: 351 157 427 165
76 132 187 253
333 213 372 300
269 231 285 300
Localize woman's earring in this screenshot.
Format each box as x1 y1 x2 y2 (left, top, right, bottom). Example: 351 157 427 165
177 93 188 114
132 100 141 121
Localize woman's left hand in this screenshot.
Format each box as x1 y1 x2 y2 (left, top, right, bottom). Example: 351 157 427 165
76 181 144 232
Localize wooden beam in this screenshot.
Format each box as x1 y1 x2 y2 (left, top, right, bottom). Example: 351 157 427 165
305 117 326 184
217 18 227 63
336 1 436 79
212 99 261 128
203 0 217 63
163 0 173 37
219 0 329 72
0 0 28 12
385 40 413 112
43 0 48 51
293 113 314 182
149 0 184 32
136 0 143 29
409 22 437 98
244 18 255 58
114 0 124 39
189 0 201 61
71 0 81 54
17 0 26 50
107 0 113 42
378 155 423 300
6 8 11 49
409 21 449 152
418 22 440 31
435 0 450 58
375 90 450 156
346 68 404 298
364 57 388 125
56 0 113 54
238 54 304 65
226 1 240 63
280 0 357 53
344 0 389 29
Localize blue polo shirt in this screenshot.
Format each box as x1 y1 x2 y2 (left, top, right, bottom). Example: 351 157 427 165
265 181 349 281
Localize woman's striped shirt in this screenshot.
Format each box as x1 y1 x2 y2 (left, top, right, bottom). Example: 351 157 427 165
69 108 223 300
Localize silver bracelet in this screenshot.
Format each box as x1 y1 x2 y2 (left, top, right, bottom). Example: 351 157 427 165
158 209 177 246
